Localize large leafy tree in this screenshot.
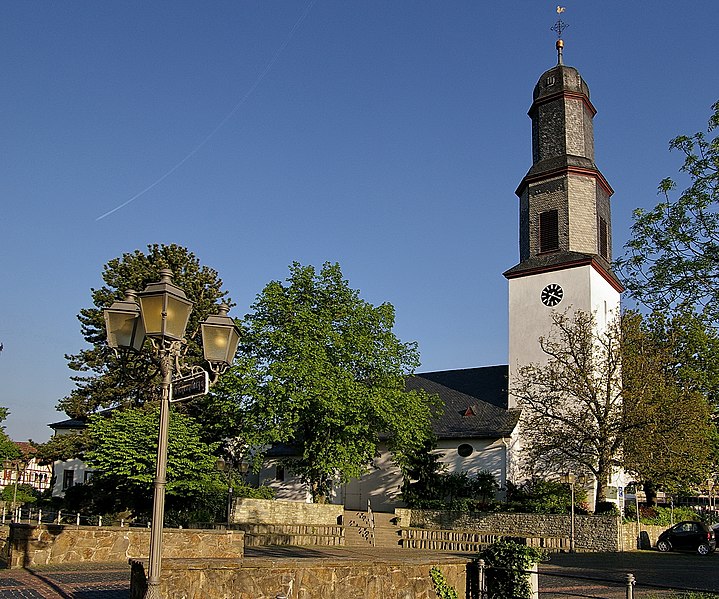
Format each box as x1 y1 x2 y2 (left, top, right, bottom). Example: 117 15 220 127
622 310 717 500
83 405 221 520
617 100 719 324
512 311 623 510
59 244 230 418
214 262 437 502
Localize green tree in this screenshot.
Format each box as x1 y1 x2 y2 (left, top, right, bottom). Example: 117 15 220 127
220 262 437 502
1 484 38 505
400 438 445 507
622 310 717 500
512 311 623 510
617 100 719 324
0 407 21 462
35 429 91 464
59 244 230 419
83 405 220 519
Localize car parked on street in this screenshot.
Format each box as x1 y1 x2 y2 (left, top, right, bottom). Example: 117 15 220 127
657 521 716 555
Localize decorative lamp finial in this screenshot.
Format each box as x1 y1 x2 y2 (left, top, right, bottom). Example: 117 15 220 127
551 6 569 65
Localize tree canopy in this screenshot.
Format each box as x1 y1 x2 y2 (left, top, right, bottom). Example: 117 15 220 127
622 310 717 496
513 309 718 509
0 407 21 462
59 244 230 418
617 100 719 324
212 262 437 501
83 405 221 520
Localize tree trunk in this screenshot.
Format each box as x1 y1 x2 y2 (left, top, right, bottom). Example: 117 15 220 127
643 481 658 507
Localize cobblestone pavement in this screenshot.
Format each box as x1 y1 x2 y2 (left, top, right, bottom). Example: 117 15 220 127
539 550 719 598
0 563 130 599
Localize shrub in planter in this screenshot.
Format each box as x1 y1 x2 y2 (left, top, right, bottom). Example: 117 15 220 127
479 539 545 599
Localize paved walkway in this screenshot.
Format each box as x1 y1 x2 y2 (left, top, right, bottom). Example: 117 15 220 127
0 563 130 599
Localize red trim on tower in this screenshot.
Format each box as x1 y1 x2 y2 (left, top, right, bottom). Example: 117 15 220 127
515 165 614 198
504 257 625 293
529 90 597 117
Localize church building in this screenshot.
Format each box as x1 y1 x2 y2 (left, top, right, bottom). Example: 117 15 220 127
259 33 624 510
260 32 623 511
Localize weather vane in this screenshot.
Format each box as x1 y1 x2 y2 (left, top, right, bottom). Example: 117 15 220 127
551 6 568 65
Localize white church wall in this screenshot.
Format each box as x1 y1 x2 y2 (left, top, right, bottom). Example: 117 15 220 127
508 264 594 407
340 446 404 512
436 437 507 491
588 267 621 332
258 459 312 503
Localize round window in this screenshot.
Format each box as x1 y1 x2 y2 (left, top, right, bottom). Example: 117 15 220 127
457 444 474 457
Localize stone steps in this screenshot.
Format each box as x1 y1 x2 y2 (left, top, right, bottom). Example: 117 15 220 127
343 510 401 549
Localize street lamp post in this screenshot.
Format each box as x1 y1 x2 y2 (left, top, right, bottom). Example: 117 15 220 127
560 473 590 553
104 269 240 599
215 456 234 527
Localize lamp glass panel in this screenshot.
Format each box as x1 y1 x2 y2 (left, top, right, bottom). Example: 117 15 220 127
202 323 232 363
138 295 165 337
226 327 240 362
165 296 193 340
105 311 143 350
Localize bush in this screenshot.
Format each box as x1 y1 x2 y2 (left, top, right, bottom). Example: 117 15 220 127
623 503 700 526
402 469 499 512
505 479 587 514
594 501 620 516
479 539 545 599
234 482 275 500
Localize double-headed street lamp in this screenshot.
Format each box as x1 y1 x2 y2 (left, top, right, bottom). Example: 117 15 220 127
104 268 239 599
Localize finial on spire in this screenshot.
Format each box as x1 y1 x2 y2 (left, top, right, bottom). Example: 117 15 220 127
551 6 569 65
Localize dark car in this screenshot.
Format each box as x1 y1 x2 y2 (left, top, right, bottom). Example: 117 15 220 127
657 521 716 555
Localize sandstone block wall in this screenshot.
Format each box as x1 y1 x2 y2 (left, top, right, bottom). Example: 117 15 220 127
7 524 244 569
620 523 665 551
130 556 470 599
232 497 343 526
396 509 620 552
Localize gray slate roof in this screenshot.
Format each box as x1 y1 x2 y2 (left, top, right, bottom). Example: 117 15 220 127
409 368 519 439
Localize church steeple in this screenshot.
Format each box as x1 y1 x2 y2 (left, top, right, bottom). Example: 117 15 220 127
505 54 619 287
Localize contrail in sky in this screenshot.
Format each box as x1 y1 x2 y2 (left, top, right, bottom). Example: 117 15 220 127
96 0 317 221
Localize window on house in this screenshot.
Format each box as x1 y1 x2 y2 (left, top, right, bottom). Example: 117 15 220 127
62 470 75 490
539 210 559 253
599 216 609 259
275 465 285 482
84 471 95 483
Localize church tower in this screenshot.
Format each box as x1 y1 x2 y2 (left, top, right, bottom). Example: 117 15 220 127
504 37 623 411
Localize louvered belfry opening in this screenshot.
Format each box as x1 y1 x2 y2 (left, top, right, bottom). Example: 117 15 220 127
539 209 559 253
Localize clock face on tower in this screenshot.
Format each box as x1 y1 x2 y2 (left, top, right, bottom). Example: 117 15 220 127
541 283 563 307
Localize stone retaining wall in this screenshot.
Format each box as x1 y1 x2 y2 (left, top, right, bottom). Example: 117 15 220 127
232 497 343 526
396 509 620 552
7 524 244 569
130 556 470 599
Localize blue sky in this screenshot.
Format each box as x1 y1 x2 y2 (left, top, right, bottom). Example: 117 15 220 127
1 2 717 442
